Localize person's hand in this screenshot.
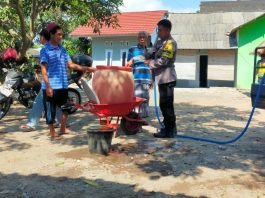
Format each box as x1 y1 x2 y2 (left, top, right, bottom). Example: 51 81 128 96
35 73 40 81
144 60 150 65
257 48 265 56
149 81 154 89
126 59 133 67
86 67 96 72
46 85 53 97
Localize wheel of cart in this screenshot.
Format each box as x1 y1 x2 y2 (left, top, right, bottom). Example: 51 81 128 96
120 112 142 135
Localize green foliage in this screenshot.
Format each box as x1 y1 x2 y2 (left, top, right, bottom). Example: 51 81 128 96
0 0 122 75
0 3 20 51
63 37 92 57
18 58 36 73
0 0 123 57
63 38 79 57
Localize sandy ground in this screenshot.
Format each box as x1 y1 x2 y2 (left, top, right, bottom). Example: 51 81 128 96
0 88 265 198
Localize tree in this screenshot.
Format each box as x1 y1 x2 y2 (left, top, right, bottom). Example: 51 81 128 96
0 0 122 60
0 5 20 51
63 37 92 57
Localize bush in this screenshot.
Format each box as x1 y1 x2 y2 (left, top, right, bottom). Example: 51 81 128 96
63 37 92 57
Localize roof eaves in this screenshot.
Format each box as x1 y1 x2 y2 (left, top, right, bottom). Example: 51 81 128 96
71 33 139 38
229 12 265 34
177 46 238 50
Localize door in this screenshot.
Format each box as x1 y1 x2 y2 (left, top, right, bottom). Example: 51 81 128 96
105 49 113 66
199 55 208 87
120 49 128 66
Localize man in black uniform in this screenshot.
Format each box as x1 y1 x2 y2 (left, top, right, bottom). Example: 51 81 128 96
146 19 177 138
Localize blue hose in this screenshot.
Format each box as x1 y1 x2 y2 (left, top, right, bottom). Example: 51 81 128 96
153 85 165 129
153 74 265 145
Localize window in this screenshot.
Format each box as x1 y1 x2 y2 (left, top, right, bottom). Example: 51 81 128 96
105 49 113 66
120 41 123 47
229 32 237 48
126 41 130 46
105 41 109 47
120 49 128 66
110 41 113 47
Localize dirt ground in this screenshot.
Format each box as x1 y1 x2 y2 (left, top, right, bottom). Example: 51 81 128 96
0 88 265 198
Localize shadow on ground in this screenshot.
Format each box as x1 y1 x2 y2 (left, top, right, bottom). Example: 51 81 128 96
114 103 265 179
52 102 265 184
1 97 265 183
0 173 207 198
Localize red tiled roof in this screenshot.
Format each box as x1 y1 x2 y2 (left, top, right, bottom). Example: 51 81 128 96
71 10 167 37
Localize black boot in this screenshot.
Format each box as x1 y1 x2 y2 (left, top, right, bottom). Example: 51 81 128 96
154 128 167 138
166 126 177 138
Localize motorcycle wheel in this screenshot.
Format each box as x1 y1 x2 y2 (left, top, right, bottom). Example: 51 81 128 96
0 98 12 120
67 88 81 115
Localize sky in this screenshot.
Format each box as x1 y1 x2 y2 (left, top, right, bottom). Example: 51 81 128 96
120 0 236 13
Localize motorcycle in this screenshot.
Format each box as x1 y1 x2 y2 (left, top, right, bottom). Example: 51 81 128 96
0 62 82 120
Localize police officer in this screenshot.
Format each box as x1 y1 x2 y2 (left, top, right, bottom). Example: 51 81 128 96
145 19 177 138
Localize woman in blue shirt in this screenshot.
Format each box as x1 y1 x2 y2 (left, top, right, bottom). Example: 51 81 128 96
127 31 151 118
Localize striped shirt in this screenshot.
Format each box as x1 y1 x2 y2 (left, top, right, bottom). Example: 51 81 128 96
127 45 151 84
40 43 71 90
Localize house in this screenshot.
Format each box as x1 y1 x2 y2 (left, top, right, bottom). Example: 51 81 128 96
169 12 264 88
71 10 265 88
71 10 167 67
200 0 265 13
229 13 265 89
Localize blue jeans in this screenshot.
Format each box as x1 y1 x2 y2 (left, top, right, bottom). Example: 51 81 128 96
27 91 61 128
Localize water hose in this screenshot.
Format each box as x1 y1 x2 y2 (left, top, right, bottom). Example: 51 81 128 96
153 83 165 129
153 74 265 145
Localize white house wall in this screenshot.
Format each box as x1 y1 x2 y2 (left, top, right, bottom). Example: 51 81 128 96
175 54 199 88
208 50 235 87
175 49 235 88
92 36 138 67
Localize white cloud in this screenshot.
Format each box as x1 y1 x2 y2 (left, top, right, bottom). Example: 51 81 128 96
120 0 197 13
120 0 163 12
169 8 197 13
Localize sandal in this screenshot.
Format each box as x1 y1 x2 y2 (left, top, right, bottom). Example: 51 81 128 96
54 123 71 129
20 124 35 132
54 122 60 128
50 135 62 141
58 131 73 136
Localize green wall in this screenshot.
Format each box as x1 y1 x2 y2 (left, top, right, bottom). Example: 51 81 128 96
236 16 265 89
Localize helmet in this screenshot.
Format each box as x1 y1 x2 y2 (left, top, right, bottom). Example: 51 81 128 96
69 54 93 83
72 54 93 67
2 48 17 62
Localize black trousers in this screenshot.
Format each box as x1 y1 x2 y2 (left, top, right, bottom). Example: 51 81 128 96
43 89 68 124
158 81 176 130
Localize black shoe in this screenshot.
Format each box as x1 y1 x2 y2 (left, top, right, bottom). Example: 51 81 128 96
167 126 177 138
153 128 167 138
154 127 177 138
166 128 176 138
